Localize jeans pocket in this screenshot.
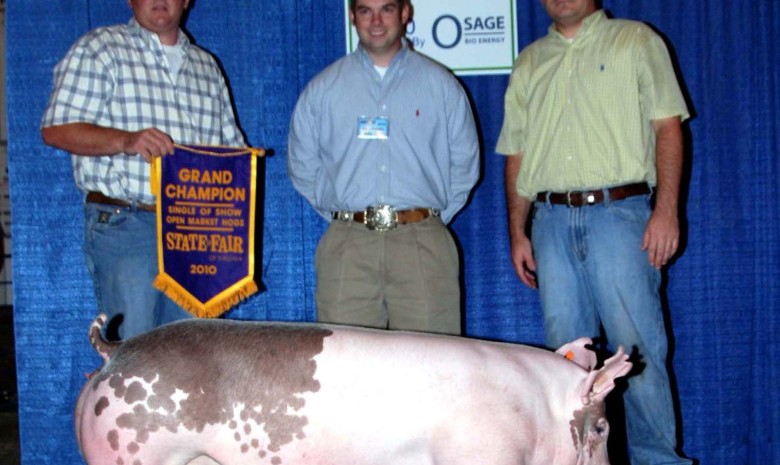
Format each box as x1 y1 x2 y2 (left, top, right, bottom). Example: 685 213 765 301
86 204 129 233
607 196 651 225
532 202 551 223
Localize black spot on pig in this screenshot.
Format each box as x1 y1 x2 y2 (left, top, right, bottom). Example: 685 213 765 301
90 320 332 462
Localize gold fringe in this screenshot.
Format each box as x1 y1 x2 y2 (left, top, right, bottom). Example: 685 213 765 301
153 274 258 319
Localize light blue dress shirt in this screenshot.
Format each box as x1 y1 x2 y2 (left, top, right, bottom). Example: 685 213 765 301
287 41 479 224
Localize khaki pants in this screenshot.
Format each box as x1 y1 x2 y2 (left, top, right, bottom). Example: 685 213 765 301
315 216 461 335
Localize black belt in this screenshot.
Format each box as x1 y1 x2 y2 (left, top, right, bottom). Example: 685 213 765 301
536 182 651 207
86 191 156 212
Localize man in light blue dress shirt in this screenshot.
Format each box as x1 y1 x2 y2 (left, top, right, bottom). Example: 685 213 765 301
287 0 479 334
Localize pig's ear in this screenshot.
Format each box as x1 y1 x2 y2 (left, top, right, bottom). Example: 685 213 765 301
555 337 596 370
579 346 632 405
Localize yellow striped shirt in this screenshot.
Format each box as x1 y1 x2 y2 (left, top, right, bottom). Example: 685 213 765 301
496 10 689 199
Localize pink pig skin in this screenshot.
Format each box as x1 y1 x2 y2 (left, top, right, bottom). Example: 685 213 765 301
75 314 631 465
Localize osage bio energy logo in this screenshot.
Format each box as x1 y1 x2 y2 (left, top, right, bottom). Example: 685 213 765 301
411 14 508 49
346 0 517 76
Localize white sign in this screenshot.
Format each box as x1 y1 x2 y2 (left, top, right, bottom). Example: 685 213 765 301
345 0 517 76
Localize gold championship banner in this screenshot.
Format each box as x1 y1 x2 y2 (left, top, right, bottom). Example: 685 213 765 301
151 144 265 317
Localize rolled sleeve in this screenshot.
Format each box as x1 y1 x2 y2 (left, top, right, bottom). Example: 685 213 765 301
495 58 528 156
638 31 690 123
41 39 112 128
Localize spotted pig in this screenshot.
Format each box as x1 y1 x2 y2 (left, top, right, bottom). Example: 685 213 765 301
75 314 631 465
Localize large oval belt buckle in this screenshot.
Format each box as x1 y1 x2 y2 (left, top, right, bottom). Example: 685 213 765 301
365 205 397 231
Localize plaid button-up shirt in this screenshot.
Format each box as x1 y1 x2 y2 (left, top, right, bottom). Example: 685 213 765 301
42 18 246 204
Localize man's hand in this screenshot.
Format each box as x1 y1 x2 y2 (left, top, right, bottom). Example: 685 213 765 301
123 128 175 162
511 232 538 288
642 209 679 269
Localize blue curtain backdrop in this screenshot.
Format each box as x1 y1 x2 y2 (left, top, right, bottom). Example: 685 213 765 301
5 1 778 464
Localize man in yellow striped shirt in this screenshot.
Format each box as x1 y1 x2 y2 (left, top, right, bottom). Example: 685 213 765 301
496 0 692 464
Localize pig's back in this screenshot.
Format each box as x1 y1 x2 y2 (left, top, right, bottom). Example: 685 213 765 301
79 319 585 465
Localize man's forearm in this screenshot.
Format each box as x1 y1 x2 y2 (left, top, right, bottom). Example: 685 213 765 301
41 122 130 156
505 153 531 239
42 123 174 161
652 116 684 216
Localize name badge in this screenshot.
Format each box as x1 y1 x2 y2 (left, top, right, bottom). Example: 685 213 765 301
357 116 389 140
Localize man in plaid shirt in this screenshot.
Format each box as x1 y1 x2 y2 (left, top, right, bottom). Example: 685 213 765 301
41 0 246 340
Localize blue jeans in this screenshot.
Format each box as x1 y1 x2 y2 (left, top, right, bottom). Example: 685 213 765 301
84 203 192 340
531 195 691 465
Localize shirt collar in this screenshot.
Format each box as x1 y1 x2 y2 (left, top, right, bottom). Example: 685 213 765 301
548 9 606 42
127 17 190 52
356 38 410 71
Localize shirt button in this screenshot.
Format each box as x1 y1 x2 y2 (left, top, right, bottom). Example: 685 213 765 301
380 165 387 172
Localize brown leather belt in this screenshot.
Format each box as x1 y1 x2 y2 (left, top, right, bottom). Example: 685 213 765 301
332 206 439 231
536 182 651 207
86 191 156 212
